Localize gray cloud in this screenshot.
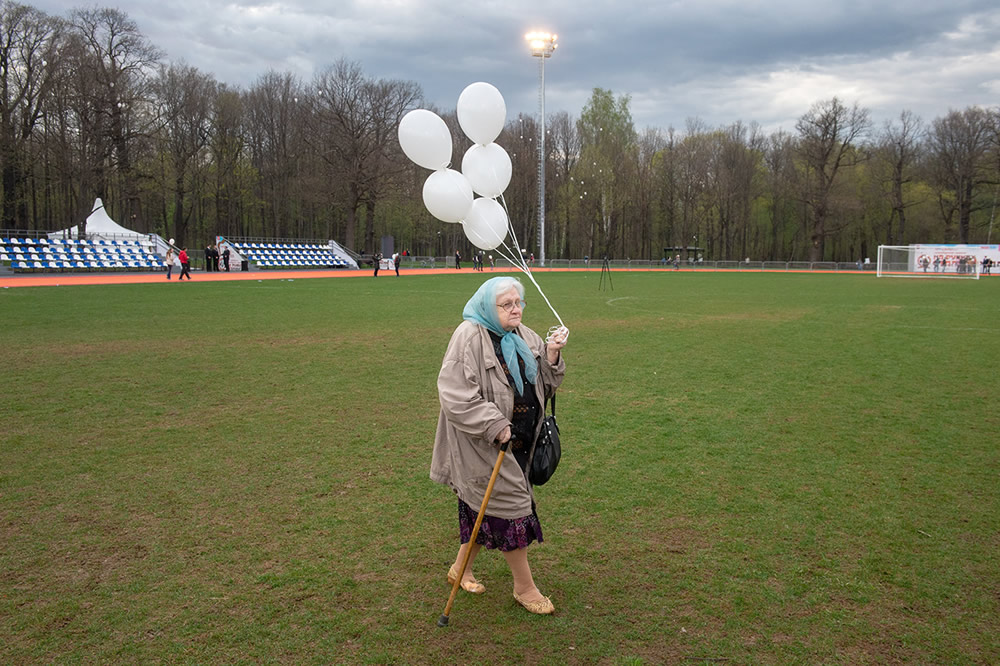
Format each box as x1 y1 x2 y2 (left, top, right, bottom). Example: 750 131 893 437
28 0 1000 132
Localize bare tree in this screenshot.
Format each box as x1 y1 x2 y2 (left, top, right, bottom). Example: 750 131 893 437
988 107 1000 243
67 6 162 231
629 127 665 258
927 106 993 243
672 121 713 260
357 75 421 253
795 98 871 261
243 70 304 239
575 87 636 257
0 1 62 228
208 84 247 237
873 110 924 244
152 62 215 247
547 110 578 258
309 58 420 253
762 130 802 259
710 121 765 259
501 113 540 257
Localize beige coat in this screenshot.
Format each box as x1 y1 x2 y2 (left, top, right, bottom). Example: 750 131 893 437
430 320 565 519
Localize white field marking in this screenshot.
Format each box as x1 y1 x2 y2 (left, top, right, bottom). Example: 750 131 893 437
606 297 637 306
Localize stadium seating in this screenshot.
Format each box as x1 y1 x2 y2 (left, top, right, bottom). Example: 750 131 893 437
0 237 164 273
229 241 349 269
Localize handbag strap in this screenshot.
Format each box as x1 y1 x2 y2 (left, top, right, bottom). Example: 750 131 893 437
546 391 556 416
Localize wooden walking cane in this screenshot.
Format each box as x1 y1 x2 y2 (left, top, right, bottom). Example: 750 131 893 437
437 440 510 627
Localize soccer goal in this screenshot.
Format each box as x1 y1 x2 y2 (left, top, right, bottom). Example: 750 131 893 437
876 244 995 279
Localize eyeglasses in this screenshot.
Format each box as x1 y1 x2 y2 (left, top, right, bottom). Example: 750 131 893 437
496 299 526 313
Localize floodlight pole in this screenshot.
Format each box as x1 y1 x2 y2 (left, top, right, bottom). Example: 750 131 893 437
526 32 557 267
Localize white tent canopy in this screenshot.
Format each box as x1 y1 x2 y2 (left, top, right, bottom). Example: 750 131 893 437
48 198 145 240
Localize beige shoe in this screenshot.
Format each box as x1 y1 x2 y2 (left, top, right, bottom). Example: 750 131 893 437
447 565 485 594
513 590 555 615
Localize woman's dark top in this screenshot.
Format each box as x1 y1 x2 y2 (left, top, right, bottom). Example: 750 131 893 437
489 331 540 474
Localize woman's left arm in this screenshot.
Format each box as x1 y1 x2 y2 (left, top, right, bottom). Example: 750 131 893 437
545 327 567 365
539 333 566 396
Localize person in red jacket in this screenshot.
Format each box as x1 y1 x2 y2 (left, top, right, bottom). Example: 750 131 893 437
178 247 192 280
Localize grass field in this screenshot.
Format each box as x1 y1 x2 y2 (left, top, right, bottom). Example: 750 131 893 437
2 270 998 664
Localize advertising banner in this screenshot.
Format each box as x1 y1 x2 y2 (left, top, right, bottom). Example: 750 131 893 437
911 244 999 274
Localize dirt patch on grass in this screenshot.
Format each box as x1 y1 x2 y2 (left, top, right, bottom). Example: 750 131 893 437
703 309 811 324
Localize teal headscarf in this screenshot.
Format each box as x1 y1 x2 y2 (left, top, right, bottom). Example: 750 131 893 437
462 277 538 396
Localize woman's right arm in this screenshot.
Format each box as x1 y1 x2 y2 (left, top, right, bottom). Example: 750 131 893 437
438 339 510 445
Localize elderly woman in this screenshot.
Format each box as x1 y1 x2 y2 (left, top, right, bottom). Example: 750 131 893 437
430 276 567 615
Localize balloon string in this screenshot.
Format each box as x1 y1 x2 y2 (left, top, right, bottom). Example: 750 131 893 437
493 238 564 330
494 195 565 329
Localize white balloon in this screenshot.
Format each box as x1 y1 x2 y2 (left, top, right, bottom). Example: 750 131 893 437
462 198 509 250
422 169 473 223
462 143 512 198
398 109 452 170
457 82 506 146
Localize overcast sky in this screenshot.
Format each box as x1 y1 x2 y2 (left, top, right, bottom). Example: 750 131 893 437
28 1 1000 133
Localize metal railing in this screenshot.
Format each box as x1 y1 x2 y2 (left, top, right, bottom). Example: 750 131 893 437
4 225 892 276
393 257 881 272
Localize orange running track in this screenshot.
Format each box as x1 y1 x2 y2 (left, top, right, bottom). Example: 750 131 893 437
0 266 543 288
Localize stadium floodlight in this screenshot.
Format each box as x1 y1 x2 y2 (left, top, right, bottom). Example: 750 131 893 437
876 244 995 279
525 31 557 267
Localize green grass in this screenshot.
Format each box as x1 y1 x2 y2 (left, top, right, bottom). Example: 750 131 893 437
2 271 998 664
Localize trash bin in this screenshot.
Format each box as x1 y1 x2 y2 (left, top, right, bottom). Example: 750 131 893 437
241 260 249 271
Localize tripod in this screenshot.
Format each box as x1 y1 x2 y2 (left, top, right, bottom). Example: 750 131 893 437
599 256 613 291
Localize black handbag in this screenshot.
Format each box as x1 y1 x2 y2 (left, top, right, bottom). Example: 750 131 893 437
529 393 561 486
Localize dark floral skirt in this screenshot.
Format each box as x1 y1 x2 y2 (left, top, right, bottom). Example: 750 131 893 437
458 498 543 552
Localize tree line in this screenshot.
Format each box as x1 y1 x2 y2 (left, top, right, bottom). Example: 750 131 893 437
2 2 998 260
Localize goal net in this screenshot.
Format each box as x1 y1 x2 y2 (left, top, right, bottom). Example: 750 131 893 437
876 244 999 279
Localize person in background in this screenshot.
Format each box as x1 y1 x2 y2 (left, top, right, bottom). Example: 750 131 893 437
455 250 462 270
222 246 231 272
393 251 401 276
431 276 568 616
373 252 382 277
204 244 213 272
165 248 175 280
178 247 192 280
212 244 220 272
